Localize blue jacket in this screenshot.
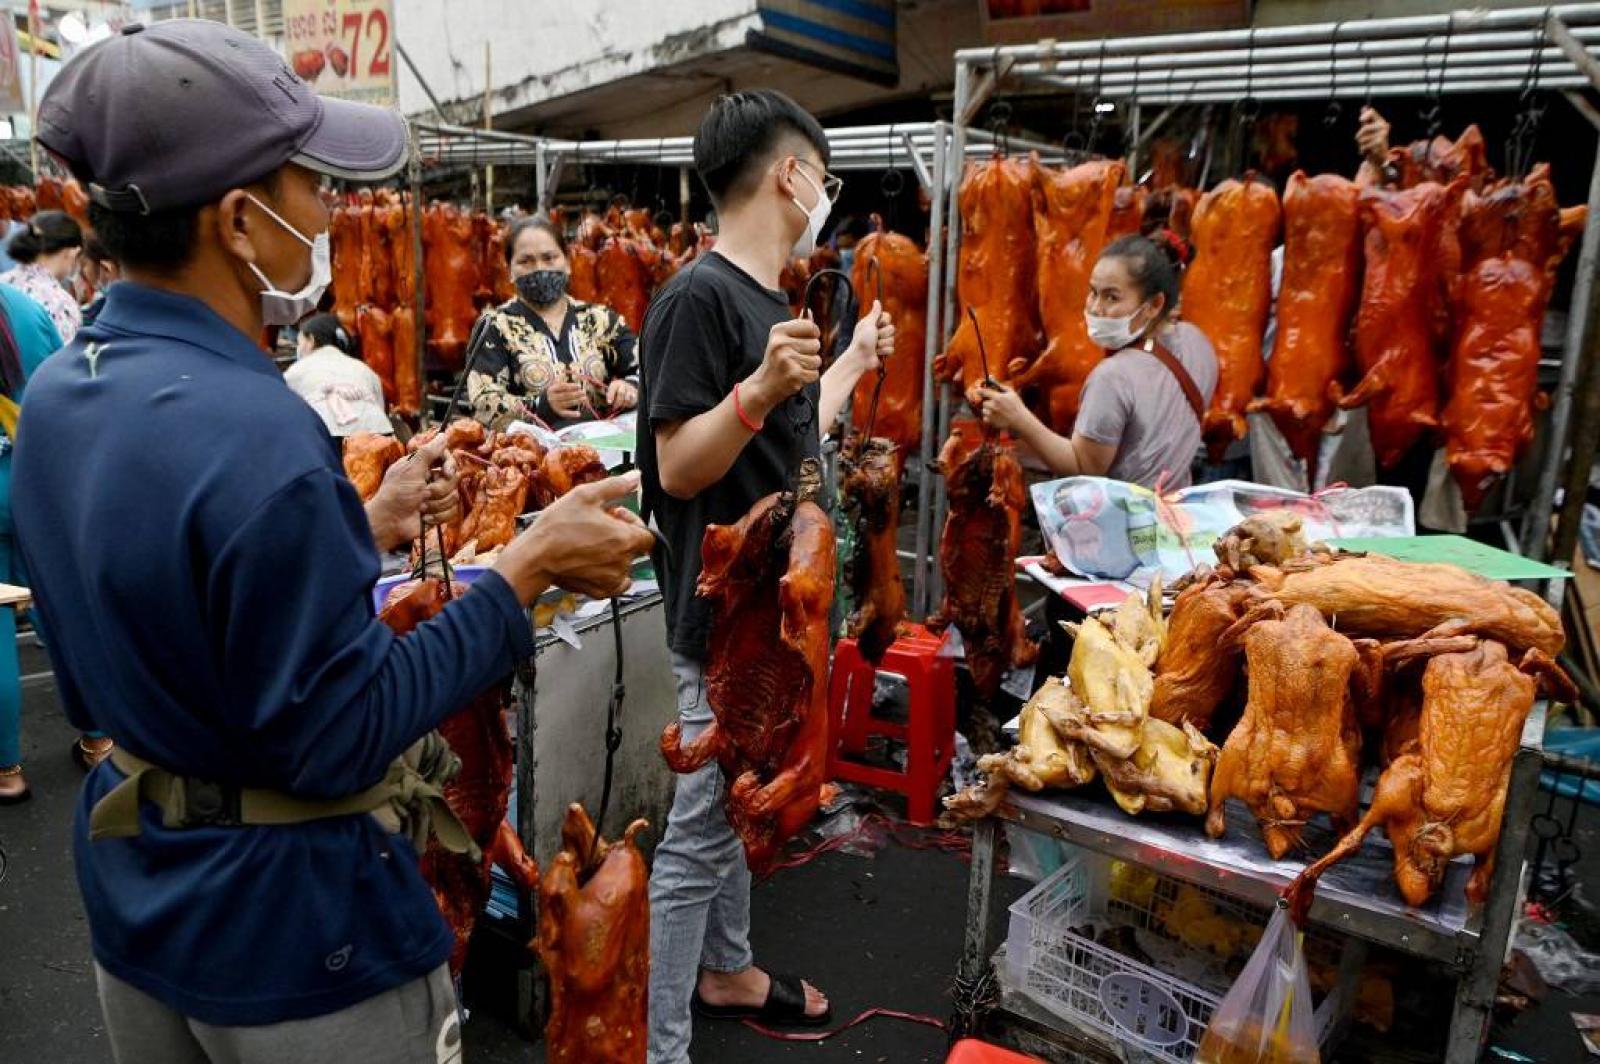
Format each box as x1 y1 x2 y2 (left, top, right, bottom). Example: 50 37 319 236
12 283 535 1025
0 283 62 535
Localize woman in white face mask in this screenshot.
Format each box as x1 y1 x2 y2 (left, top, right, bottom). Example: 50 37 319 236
976 234 1219 490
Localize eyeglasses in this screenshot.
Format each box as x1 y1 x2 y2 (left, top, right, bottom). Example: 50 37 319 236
794 158 844 204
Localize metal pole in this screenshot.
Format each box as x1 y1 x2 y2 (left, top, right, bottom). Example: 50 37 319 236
932 63 974 613
535 141 547 215
1548 264 1600 577
395 41 451 126
1525 144 1600 562
1126 102 1141 176
483 42 493 215
679 167 690 228
408 140 428 424
253 0 266 39
26 1 37 177
913 122 950 616
1549 11 1600 88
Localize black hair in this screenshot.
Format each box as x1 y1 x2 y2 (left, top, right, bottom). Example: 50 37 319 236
505 216 566 264
82 230 113 266
693 90 830 207
9 210 83 263
1100 234 1183 317
86 168 283 274
299 312 354 355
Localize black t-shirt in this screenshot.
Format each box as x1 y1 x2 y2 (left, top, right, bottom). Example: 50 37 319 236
638 251 822 660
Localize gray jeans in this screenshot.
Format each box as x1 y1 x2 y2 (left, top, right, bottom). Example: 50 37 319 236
646 652 754 1064
95 962 461 1064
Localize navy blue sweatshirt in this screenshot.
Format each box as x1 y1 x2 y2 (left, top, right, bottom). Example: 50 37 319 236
11 283 535 1025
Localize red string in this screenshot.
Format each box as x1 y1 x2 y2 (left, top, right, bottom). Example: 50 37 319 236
761 812 972 880
1149 470 1201 574
742 1006 948 1042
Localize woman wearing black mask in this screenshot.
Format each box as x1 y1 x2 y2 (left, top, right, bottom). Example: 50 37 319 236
465 216 639 429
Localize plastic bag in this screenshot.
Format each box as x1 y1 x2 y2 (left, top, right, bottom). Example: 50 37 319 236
1195 906 1320 1064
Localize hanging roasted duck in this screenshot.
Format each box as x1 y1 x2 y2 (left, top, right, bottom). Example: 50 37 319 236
1008 159 1123 432
1107 184 1147 241
1206 603 1380 858
1385 124 1492 191
1444 166 1586 511
392 306 422 418
379 577 538 973
849 217 928 466
1339 179 1463 468
1249 173 1361 478
390 193 417 306
1180 176 1282 460
535 803 650 1064
660 492 836 870
840 437 905 664
597 235 655 334
331 201 365 337
927 422 1038 703
1285 638 1574 916
342 432 405 501
424 202 482 371
356 303 397 405
932 156 1042 404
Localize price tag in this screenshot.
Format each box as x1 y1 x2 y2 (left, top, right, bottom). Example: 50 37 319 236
281 0 396 106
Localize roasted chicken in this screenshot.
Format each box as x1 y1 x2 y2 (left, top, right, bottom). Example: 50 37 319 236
849 218 929 464
1212 511 1311 572
1058 610 1155 761
1250 173 1362 476
1207 603 1378 858
597 235 655 334
1151 571 1253 731
535 804 649 1064
840 437 905 664
1286 639 1573 916
927 424 1038 702
932 157 1042 402
1009 160 1123 431
940 677 1097 824
1094 717 1217 817
1340 180 1464 468
1180 177 1282 460
342 432 404 501
661 493 835 870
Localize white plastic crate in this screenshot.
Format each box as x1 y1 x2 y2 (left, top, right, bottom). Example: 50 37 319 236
1004 849 1340 1063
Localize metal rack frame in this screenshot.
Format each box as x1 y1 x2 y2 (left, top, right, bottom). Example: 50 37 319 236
960 705 1549 1060
915 4 1600 616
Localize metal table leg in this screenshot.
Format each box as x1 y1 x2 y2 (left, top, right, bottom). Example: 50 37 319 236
961 818 1001 983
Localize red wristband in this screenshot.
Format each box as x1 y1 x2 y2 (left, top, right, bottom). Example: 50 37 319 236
733 382 764 433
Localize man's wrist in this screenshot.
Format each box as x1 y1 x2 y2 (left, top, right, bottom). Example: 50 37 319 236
366 496 402 552
496 536 555 605
739 371 781 421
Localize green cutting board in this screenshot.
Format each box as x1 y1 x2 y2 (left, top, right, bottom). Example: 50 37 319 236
1325 534 1569 581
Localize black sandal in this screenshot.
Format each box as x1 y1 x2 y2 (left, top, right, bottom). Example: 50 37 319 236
693 971 832 1028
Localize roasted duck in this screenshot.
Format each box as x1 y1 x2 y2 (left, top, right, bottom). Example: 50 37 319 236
597 236 654 334
1246 552 1565 657
424 202 482 370
535 804 649 1064
1286 638 1573 916
356 304 395 405
331 201 366 332
1151 571 1253 731
1207 603 1378 858
1180 177 1282 460
940 677 1097 824
1010 160 1123 432
1250 173 1362 475
660 493 835 870
932 156 1042 402
1386 124 1492 191
389 193 416 305
342 432 404 501
531 444 608 509
840 437 905 664
849 218 929 464
458 464 529 553
1213 511 1312 571
379 578 536 972
392 306 421 417
927 424 1038 702
1340 180 1463 468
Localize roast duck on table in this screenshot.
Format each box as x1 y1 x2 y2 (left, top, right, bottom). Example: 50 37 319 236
927 422 1038 703
932 156 1042 404
840 437 905 664
660 491 837 870
1179 177 1282 461
1250 172 1362 478
849 216 929 467
1009 159 1124 432
536 804 650 1064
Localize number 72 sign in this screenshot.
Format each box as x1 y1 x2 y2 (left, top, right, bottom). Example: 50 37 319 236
281 0 396 106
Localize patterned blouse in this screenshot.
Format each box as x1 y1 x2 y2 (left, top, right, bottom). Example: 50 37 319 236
0 262 79 344
466 297 638 430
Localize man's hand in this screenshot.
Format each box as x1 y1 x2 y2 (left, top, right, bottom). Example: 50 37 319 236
366 435 460 552
545 368 586 420
606 378 638 412
741 318 822 421
844 299 893 377
1356 107 1391 166
494 472 656 604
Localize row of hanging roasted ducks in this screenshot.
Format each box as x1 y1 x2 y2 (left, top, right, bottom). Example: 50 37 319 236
943 507 1575 926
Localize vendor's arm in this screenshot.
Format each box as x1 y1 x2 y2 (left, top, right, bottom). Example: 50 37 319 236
465 315 529 430
654 297 821 500
213 468 651 796
1355 106 1393 187
602 309 640 412
977 383 1116 477
818 299 892 436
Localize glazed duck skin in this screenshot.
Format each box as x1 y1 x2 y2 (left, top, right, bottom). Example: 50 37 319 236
850 219 929 465
660 493 836 871
841 437 906 664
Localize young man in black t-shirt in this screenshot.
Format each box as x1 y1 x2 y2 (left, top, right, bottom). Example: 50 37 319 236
637 90 893 1062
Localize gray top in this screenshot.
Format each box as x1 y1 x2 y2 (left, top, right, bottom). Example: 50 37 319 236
1074 319 1218 490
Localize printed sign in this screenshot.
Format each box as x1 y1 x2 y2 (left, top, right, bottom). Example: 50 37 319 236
282 0 395 106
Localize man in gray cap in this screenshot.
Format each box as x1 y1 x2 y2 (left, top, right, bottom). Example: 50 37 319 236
12 19 654 1063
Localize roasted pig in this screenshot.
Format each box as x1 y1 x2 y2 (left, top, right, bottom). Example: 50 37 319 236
849 218 929 464
840 437 905 664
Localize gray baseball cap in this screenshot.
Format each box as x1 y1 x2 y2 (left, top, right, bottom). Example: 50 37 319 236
37 19 409 214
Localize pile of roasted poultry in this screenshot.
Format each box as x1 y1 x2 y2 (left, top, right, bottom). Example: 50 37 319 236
342 418 607 560
946 511 1575 916
550 203 714 334
937 126 1586 509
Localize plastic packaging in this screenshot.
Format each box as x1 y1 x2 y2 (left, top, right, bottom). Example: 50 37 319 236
1195 906 1320 1064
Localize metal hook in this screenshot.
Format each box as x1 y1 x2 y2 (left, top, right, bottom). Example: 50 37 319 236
1324 22 1343 128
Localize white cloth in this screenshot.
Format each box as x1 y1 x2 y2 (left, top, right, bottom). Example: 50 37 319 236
283 347 392 437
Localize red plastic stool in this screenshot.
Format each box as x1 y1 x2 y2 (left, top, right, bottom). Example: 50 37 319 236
827 623 956 825
944 1038 1046 1063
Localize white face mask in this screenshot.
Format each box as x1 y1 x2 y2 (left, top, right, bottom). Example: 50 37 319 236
788 164 833 259
1085 301 1153 351
245 193 332 327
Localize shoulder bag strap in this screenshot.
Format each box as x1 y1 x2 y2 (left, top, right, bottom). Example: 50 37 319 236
1142 338 1206 425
